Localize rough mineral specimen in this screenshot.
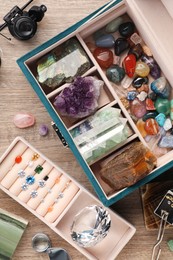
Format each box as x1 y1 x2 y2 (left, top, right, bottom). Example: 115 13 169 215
99 142 157 194
53 76 103 118
37 38 91 89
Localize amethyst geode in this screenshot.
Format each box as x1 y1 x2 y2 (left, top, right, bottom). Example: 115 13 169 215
53 76 103 118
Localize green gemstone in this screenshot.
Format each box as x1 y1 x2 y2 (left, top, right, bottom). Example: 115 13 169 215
34 165 43 174
154 97 170 116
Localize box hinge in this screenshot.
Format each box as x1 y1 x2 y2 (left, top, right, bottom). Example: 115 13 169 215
51 122 69 148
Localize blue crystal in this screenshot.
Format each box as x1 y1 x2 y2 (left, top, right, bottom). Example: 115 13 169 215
158 135 173 148
155 113 166 127
26 175 35 185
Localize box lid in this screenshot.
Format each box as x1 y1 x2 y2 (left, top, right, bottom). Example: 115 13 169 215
161 0 173 19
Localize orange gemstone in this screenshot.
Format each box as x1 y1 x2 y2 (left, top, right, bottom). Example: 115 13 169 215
123 54 136 78
136 119 147 137
145 119 159 135
93 47 113 69
15 155 22 163
47 206 53 212
32 153 39 161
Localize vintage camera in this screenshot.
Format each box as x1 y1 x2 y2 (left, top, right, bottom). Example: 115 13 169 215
0 0 47 40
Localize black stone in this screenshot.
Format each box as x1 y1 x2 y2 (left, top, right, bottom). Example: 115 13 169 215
114 38 129 56
148 92 157 101
170 128 173 135
143 111 158 121
119 22 135 38
128 44 143 60
132 77 148 88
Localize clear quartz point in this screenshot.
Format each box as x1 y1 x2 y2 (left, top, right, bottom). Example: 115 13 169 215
71 205 111 247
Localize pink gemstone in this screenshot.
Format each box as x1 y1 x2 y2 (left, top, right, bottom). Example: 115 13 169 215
130 98 147 118
13 113 35 128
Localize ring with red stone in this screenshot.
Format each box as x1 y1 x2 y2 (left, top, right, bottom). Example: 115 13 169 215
15 155 22 164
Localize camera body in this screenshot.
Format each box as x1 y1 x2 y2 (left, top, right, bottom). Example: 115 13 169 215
0 1 47 40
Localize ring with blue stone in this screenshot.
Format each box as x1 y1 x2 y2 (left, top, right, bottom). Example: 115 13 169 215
26 175 35 185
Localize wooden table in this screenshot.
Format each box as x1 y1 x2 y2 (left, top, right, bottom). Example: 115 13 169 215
0 1 173 259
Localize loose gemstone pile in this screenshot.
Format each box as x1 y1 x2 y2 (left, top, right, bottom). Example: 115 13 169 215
87 14 173 154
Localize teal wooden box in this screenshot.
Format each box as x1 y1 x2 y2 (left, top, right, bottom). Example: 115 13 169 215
17 0 173 206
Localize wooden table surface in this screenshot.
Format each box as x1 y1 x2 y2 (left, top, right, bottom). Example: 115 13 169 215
0 0 173 259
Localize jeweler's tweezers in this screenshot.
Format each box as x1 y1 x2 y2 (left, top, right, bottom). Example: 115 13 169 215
151 210 169 260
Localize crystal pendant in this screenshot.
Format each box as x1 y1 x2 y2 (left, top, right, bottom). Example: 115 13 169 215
71 205 111 247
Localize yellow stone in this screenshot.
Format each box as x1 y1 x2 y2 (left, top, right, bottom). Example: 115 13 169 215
135 61 150 77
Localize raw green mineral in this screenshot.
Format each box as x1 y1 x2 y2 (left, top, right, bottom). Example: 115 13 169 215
167 240 173 252
37 38 91 89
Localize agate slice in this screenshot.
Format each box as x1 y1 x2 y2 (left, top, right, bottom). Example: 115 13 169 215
37 38 91 90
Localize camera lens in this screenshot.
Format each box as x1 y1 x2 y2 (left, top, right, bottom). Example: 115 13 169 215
13 17 37 40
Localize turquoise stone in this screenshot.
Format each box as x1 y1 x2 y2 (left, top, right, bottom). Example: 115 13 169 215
158 135 173 148
106 65 125 83
143 111 158 121
155 113 166 127
106 16 124 33
96 34 115 48
155 98 170 115
151 77 171 98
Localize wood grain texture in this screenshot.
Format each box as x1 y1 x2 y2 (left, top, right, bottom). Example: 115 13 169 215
0 0 173 259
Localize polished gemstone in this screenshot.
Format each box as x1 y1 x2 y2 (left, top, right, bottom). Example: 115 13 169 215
145 118 159 135
71 205 111 247
120 97 130 109
121 76 133 89
106 16 124 33
93 47 113 69
106 65 125 83
26 175 35 185
135 61 150 77
130 98 146 118
143 111 158 122
137 91 147 101
34 165 43 174
39 124 49 136
150 63 161 79
15 155 22 164
96 34 115 48
119 22 135 38
123 54 136 78
138 84 149 93
114 38 129 56
136 119 147 137
141 55 155 68
132 77 148 88
44 176 49 181
163 118 172 131
127 91 137 101
18 170 25 178
151 77 171 98
148 92 157 101
155 113 166 127
146 98 155 111
155 97 170 115
128 43 143 60
13 113 35 129
158 136 173 148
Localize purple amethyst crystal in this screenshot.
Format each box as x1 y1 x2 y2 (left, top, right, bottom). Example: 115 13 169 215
53 76 103 118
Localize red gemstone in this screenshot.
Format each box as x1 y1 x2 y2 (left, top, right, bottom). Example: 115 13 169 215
123 54 136 78
15 155 22 163
93 47 113 69
144 118 159 135
146 98 155 110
